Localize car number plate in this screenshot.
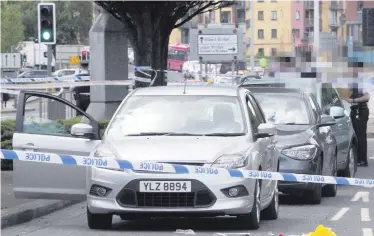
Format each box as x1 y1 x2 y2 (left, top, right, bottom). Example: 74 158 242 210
139 181 191 192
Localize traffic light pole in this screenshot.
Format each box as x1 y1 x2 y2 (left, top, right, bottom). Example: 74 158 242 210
47 45 52 76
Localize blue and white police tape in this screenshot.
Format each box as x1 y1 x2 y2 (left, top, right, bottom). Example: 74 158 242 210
1 149 373 188
0 75 91 84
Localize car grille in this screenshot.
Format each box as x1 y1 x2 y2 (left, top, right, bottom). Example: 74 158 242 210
116 179 216 208
137 192 195 207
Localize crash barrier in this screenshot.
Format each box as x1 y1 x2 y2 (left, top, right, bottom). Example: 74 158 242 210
1 149 373 188
0 88 64 96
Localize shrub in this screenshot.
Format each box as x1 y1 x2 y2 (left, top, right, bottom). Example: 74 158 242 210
1 118 110 170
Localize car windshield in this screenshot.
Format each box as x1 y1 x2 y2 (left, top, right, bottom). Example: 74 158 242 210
255 94 311 125
106 95 246 136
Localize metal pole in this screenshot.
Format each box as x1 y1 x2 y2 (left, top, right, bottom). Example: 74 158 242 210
47 45 52 76
250 0 255 72
313 0 320 61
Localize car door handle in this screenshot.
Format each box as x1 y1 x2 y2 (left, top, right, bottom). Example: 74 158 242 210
20 144 38 150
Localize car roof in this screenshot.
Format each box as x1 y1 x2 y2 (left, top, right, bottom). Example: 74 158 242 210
132 85 242 96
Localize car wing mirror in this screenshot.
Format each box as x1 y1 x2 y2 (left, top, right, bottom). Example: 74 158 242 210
71 123 95 139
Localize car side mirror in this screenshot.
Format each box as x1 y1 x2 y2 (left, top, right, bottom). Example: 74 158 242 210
329 106 345 119
256 123 277 138
318 114 336 128
71 123 94 139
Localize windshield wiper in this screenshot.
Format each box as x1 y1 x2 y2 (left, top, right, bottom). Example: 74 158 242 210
166 133 202 136
203 133 246 137
126 132 171 136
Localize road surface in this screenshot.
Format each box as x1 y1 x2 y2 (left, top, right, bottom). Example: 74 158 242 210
3 141 374 236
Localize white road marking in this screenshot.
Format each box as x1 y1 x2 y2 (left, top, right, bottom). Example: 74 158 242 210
351 192 370 202
331 207 350 221
362 208 371 222
363 228 373 236
214 234 251 236
370 157 374 160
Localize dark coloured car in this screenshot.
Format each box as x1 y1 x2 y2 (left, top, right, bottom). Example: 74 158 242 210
246 87 338 204
241 78 358 178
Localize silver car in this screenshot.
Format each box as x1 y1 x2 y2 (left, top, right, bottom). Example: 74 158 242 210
12 85 279 230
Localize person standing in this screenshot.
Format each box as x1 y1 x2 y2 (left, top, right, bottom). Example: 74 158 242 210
342 61 370 167
1 93 10 108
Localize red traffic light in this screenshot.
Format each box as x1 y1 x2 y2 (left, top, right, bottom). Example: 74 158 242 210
82 51 87 56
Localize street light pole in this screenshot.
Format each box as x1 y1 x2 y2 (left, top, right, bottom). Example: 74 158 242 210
250 0 255 72
313 0 320 61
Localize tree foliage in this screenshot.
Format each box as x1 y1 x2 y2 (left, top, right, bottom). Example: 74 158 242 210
1 1 25 53
95 1 235 87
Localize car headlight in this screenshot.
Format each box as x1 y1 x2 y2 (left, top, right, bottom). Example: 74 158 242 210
211 154 247 169
92 148 121 171
281 145 318 160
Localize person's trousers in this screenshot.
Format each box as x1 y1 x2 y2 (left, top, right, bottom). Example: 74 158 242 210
350 107 369 164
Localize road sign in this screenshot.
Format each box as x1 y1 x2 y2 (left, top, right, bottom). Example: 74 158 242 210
70 56 80 65
1 53 21 69
189 24 246 63
198 35 238 55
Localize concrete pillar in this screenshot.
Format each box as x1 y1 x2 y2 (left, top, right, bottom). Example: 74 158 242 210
86 11 129 121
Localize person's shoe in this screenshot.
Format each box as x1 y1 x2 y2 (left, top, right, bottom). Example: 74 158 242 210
358 161 368 167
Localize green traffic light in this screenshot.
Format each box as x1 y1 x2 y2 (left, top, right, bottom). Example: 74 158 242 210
42 31 51 41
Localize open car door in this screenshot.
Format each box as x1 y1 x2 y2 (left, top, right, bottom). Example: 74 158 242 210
12 91 102 200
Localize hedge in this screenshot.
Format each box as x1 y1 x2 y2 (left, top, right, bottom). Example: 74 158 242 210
1 117 109 170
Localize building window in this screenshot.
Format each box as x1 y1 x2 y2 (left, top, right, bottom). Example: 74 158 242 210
358 1 364 11
221 11 231 23
258 11 264 20
237 9 246 23
271 29 277 38
205 11 215 23
258 29 264 39
258 48 264 57
271 11 277 20
296 11 300 20
258 0 264 2
181 29 189 44
292 29 300 38
271 48 277 56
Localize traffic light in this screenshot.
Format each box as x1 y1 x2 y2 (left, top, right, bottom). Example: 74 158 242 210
38 3 56 44
81 51 90 61
22 55 27 62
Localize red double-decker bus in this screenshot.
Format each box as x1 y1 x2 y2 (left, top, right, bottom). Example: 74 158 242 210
168 43 189 72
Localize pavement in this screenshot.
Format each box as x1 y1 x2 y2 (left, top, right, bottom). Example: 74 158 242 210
2 141 374 235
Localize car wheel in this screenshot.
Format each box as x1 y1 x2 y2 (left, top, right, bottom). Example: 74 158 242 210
303 158 322 204
261 180 279 220
341 145 357 178
237 180 261 229
87 207 112 230
322 151 338 197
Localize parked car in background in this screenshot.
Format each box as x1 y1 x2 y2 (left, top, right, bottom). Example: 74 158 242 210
245 87 338 204
241 78 358 178
53 68 81 77
12 85 280 230
18 70 48 78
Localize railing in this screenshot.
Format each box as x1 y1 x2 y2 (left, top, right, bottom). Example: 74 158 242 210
305 18 314 28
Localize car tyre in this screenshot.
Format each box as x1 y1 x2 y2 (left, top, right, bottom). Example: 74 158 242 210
341 145 357 178
87 207 112 230
237 180 261 229
261 181 279 220
323 151 338 198
303 158 322 204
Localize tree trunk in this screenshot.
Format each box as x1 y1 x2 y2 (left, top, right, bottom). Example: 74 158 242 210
128 10 173 88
